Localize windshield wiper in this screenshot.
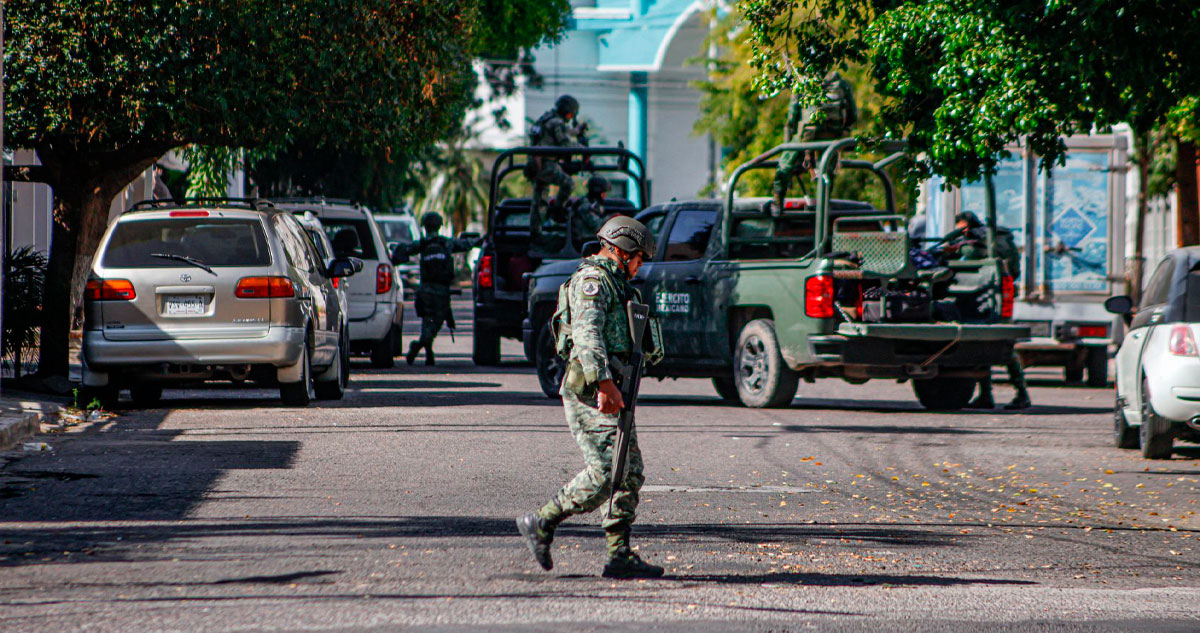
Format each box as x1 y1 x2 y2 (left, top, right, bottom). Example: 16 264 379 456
150 253 216 275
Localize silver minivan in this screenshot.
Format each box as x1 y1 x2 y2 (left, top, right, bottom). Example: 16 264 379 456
273 199 404 367
81 199 355 407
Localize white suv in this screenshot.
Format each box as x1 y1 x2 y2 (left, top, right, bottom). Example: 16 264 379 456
274 199 404 368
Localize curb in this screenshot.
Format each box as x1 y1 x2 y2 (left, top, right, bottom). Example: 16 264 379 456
0 402 57 451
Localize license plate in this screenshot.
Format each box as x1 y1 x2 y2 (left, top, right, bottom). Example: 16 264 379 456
165 296 206 315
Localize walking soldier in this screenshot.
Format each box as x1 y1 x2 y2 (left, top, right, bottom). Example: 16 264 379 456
395 212 479 366
517 215 666 578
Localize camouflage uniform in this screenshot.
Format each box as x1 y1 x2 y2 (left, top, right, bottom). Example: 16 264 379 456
528 109 583 245
535 255 657 555
570 195 607 248
773 72 858 207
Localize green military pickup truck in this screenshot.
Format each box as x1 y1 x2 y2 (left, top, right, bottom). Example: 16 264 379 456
524 139 1030 410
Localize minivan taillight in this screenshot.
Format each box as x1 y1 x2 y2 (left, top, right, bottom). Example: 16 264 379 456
478 254 494 289
376 264 393 294
1000 275 1015 318
1169 325 1198 356
804 275 834 318
84 279 136 301
235 276 295 298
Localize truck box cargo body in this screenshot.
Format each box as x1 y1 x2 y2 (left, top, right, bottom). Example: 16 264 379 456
926 134 1128 385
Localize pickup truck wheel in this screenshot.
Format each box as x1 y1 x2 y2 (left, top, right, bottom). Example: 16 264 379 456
711 376 740 403
734 319 799 408
535 321 564 399
370 326 397 369
474 325 502 366
912 377 975 411
1140 378 1174 459
1064 361 1084 384
1086 347 1108 387
1114 395 1139 449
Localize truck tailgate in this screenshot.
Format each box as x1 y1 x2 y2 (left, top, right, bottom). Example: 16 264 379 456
837 323 1031 341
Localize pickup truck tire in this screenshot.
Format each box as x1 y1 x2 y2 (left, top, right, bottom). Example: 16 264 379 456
1140 378 1174 459
1086 347 1108 387
474 325 502 366
734 319 799 408
535 321 564 400
711 376 740 403
1064 361 1084 384
912 377 975 411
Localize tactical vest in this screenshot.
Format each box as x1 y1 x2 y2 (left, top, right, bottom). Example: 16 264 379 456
800 76 856 141
528 110 558 146
552 260 632 360
418 237 456 286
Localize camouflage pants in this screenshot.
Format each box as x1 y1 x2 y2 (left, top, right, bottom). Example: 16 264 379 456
773 150 802 198
538 385 644 555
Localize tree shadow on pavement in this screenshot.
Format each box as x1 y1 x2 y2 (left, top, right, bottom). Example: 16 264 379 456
667 571 1036 588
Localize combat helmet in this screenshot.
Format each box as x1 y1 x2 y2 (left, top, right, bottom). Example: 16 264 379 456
555 94 579 119
597 215 656 259
421 212 443 232
586 176 610 196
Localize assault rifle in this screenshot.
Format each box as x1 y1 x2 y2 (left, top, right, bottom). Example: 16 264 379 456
607 301 651 515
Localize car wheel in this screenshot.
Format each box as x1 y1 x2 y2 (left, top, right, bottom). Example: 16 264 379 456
129 385 164 408
1086 347 1108 387
734 319 799 408
315 330 349 401
280 344 315 407
1113 394 1139 449
711 376 740 403
912 377 976 411
474 324 502 366
370 325 397 369
535 321 564 399
1140 377 1173 459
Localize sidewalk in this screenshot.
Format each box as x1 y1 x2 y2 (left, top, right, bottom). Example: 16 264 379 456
0 395 63 451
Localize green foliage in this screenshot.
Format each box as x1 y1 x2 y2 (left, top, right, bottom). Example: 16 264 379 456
692 7 909 212
472 0 571 61
183 146 254 197
740 0 1200 186
2 247 48 378
7 0 479 159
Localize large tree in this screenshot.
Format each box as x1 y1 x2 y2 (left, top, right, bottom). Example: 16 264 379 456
740 0 1200 185
5 0 480 377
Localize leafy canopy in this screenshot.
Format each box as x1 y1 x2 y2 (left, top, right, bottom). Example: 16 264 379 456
6 0 479 161
741 0 1200 185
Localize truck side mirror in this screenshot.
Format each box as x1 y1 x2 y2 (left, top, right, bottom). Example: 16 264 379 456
582 240 602 257
1104 295 1134 319
389 243 410 265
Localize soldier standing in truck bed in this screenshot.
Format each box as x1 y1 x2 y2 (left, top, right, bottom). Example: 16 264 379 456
773 71 858 213
526 95 586 245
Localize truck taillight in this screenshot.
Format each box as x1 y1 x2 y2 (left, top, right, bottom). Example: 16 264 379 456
1000 275 1015 318
478 254 494 289
1074 325 1108 338
805 275 834 318
84 279 136 301
235 276 295 298
1169 325 1198 356
376 264 393 294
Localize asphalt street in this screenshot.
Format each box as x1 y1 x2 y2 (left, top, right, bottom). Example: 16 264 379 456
2 297 1200 632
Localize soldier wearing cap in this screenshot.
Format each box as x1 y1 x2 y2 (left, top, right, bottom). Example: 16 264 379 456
517 215 666 579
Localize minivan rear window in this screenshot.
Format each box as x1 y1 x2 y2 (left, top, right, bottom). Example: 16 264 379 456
102 218 271 268
321 219 378 259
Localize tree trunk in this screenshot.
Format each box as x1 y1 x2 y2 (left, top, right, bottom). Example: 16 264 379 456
1130 131 1152 304
1177 139 1200 247
33 149 162 378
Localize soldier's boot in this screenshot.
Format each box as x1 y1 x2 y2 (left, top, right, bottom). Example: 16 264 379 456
1005 383 1032 410
516 514 555 571
425 347 435 366
602 546 664 579
405 341 421 366
967 377 995 409
772 191 786 215
1004 360 1031 410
